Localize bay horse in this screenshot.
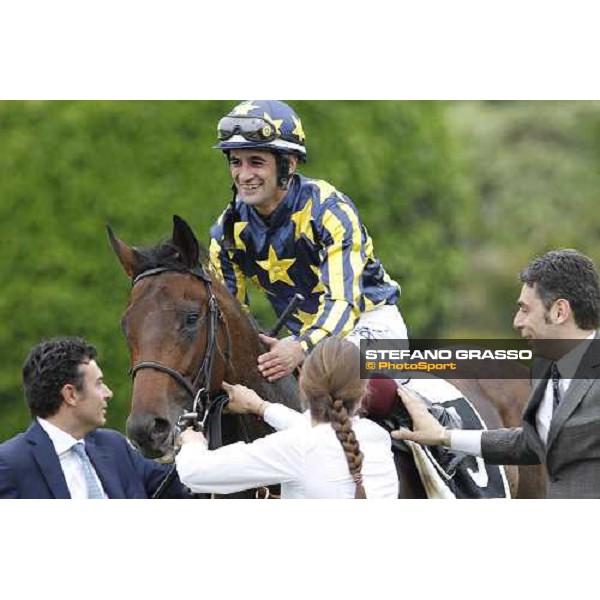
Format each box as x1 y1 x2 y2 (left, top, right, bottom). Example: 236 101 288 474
107 215 546 498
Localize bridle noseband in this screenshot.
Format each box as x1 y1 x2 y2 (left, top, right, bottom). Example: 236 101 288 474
128 266 231 429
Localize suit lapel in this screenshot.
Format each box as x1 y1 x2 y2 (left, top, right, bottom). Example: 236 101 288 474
524 374 549 423
84 435 124 499
546 332 600 452
546 377 594 451
523 359 551 426
26 422 71 499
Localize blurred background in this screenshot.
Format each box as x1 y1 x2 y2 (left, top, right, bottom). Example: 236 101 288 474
1 100 599 439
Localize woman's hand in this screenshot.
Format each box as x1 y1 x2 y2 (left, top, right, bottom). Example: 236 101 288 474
179 427 206 446
222 381 269 416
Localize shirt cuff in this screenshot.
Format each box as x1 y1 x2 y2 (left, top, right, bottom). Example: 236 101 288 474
449 430 483 456
175 438 209 481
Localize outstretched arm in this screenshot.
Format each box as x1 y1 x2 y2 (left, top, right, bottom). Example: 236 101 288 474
391 386 542 464
222 381 307 430
391 385 483 456
176 426 304 494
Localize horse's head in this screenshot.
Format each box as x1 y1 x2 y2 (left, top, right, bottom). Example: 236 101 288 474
107 215 230 458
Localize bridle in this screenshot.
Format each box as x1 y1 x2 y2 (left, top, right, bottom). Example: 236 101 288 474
128 263 296 500
129 265 232 438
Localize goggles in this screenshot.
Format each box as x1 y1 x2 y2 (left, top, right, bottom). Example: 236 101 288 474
217 116 277 143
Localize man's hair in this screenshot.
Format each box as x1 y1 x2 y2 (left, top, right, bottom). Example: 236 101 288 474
520 249 600 330
22 337 97 419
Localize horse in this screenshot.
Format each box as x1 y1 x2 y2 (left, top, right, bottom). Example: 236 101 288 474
107 215 547 498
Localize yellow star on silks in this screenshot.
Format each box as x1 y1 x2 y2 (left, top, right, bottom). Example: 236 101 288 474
263 112 283 136
232 101 259 116
290 198 314 243
257 245 296 286
233 221 248 250
310 265 325 293
292 116 306 142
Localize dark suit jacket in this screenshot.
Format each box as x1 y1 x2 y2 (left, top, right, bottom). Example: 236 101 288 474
481 333 600 498
0 421 190 499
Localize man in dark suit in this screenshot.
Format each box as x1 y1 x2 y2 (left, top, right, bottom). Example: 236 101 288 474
393 249 600 499
0 337 189 499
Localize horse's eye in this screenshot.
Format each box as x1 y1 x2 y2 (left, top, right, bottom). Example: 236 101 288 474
185 312 200 327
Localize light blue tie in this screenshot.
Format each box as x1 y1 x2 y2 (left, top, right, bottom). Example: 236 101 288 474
71 443 105 499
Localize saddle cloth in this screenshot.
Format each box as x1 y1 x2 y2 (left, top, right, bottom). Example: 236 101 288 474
374 376 511 499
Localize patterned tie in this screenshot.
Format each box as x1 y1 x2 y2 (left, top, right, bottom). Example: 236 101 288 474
550 362 561 412
71 443 105 499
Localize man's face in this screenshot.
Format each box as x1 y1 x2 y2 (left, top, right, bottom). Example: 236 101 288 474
72 360 113 432
513 283 556 341
228 149 285 215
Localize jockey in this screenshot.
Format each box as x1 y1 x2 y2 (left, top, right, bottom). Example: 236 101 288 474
209 100 408 382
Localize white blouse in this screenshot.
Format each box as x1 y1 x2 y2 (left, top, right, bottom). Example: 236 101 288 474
176 404 398 499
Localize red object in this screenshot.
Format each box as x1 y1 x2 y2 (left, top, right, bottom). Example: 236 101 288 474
363 376 399 417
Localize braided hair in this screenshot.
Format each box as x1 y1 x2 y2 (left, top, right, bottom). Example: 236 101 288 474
299 337 367 499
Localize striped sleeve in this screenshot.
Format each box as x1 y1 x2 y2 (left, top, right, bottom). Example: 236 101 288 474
209 217 249 310
297 197 364 352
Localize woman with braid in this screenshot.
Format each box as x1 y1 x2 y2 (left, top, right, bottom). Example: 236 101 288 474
176 337 398 499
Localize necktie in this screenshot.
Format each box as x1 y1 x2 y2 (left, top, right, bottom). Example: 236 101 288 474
550 363 561 411
71 443 105 499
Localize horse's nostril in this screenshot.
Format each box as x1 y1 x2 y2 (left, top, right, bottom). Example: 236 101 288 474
127 413 173 457
150 418 172 443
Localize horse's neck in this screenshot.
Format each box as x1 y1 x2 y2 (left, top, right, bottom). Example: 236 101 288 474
219 292 301 411
254 373 302 411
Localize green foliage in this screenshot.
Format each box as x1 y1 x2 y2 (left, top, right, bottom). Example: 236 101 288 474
0 100 472 439
448 101 600 336
295 101 474 338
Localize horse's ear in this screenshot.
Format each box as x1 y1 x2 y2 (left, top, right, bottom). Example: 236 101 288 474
106 224 139 278
172 215 199 268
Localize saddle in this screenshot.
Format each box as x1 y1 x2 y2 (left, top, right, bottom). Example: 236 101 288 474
365 378 510 499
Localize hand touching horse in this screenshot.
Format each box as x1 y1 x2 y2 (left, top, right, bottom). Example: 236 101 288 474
108 215 546 498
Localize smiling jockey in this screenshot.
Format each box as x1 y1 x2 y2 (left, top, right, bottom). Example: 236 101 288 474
209 100 408 382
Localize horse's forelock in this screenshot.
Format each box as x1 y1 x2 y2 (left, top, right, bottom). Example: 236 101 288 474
133 238 210 278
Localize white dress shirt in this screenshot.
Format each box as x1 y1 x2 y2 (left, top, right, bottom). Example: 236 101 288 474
176 404 398 499
37 418 107 499
263 402 310 430
450 333 596 454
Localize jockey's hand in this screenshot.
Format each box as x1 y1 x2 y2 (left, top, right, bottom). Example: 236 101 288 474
179 427 206 446
257 334 305 382
222 381 268 416
391 386 448 446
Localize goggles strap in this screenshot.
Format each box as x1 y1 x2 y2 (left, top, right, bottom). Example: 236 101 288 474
275 153 291 189
222 179 239 251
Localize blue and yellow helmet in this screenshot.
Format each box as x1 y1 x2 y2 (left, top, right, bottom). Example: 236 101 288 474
214 100 307 161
